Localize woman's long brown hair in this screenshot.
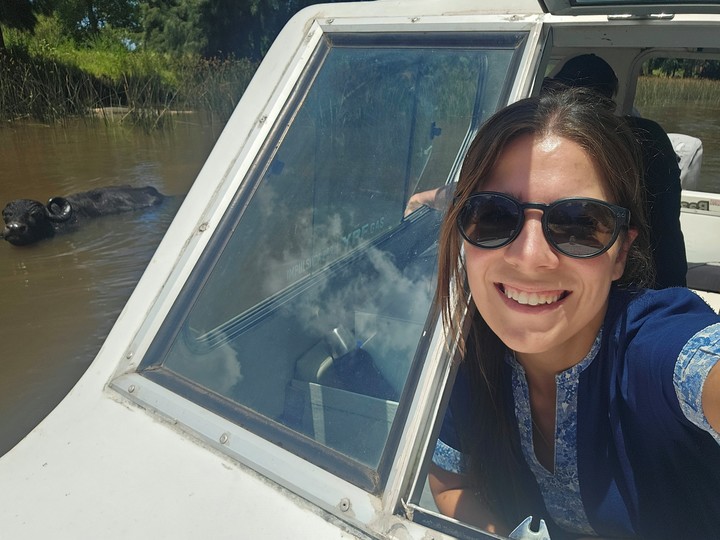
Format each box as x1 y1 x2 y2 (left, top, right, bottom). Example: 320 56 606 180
434 87 652 521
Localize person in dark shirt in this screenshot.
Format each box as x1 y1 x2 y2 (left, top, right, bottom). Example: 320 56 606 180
547 54 687 288
406 54 687 288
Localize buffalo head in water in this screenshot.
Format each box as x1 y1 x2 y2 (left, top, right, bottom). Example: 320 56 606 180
1 185 165 246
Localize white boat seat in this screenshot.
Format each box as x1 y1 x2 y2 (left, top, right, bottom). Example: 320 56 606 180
669 133 703 190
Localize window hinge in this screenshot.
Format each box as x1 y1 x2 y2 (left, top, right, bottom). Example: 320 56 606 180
399 498 415 521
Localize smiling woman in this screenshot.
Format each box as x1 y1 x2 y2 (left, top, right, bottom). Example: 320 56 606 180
429 88 720 540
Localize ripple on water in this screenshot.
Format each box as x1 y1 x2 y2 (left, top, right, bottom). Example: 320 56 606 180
0 195 183 456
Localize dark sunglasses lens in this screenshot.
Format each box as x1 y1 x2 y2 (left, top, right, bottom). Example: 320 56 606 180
459 195 520 248
546 200 617 256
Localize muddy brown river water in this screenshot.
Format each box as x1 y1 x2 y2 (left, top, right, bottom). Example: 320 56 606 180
0 116 221 456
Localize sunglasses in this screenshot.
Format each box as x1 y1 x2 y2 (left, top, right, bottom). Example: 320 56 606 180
457 192 631 258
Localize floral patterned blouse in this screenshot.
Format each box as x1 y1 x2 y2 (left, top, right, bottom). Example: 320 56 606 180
432 286 720 539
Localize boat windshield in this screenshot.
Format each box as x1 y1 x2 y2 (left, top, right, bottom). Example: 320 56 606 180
137 30 526 491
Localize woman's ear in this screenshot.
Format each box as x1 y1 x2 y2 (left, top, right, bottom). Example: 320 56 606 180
611 227 638 281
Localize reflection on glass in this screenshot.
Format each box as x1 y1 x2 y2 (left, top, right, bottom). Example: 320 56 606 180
143 34 521 473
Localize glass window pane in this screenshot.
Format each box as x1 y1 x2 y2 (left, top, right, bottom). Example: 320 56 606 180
635 56 720 194
139 32 524 480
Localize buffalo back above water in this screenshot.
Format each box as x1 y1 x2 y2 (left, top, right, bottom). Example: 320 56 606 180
1 185 165 246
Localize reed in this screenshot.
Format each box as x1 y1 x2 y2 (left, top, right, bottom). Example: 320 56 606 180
635 76 720 108
174 56 258 121
0 20 257 129
0 49 109 123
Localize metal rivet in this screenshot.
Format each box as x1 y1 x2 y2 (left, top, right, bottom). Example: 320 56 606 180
126 351 134 359
326 18 334 24
258 115 268 124
219 433 229 445
339 498 351 512
411 17 420 22
128 385 135 393
198 222 208 232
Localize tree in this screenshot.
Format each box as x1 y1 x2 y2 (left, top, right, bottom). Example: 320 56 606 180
140 0 351 60
646 57 720 80
52 0 140 40
140 0 207 55
199 0 327 60
0 0 50 50
140 0 274 58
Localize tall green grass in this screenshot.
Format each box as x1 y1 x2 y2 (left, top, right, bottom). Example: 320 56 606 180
11 15 718 129
636 75 720 108
0 15 257 129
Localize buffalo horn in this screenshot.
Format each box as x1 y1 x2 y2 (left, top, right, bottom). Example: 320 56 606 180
46 197 73 222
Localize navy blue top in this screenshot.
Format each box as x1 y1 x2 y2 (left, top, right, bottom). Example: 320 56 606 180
433 287 720 539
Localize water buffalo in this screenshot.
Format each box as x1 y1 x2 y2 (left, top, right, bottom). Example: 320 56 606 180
1 185 165 246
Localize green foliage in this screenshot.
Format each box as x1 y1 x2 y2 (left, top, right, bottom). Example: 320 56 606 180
0 47 111 122
1 15 258 128
0 0 354 126
142 0 359 60
7 13 74 56
51 0 140 40
0 1 38 32
0 0 52 49
199 0 286 60
140 0 207 55
175 55 257 119
7 14 139 78
644 57 720 80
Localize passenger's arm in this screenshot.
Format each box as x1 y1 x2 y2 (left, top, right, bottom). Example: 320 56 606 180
404 184 455 217
428 462 509 536
703 362 720 434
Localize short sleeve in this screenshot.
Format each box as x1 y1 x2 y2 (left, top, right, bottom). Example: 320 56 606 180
432 437 468 474
674 322 720 445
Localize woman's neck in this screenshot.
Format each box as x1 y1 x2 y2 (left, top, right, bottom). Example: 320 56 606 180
514 303 606 380
515 348 582 384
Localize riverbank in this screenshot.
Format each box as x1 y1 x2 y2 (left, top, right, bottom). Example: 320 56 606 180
3 35 720 130
0 46 257 129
